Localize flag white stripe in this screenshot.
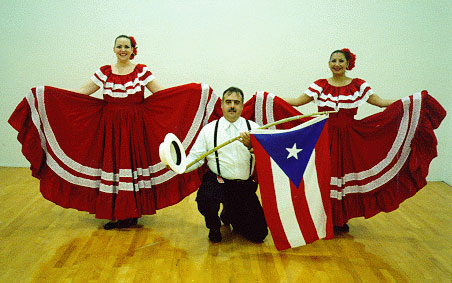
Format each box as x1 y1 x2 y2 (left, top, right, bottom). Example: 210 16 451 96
303 150 326 239
271 158 306 247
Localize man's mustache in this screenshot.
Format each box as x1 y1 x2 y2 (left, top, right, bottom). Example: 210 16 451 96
228 108 236 112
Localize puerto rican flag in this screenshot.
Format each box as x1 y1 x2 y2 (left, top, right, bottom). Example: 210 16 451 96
250 116 333 250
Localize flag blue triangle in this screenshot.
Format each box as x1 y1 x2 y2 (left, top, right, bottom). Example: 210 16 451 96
253 119 326 187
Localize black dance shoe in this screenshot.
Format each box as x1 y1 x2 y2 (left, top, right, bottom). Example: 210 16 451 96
123 218 138 227
104 218 138 230
208 229 222 243
333 223 349 233
104 221 119 230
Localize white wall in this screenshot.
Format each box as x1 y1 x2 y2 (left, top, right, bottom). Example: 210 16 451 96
1 0 451 184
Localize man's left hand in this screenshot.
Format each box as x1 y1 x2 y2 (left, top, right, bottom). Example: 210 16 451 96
238 132 252 149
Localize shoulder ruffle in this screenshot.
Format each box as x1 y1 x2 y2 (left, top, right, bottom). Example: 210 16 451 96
306 78 374 110
92 64 156 97
90 65 112 88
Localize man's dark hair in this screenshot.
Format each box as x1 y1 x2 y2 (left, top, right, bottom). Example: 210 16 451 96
222 87 244 103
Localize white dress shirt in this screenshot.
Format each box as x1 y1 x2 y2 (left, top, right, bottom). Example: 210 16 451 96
186 117 259 180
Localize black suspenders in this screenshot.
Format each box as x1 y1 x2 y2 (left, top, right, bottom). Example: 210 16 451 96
214 119 252 178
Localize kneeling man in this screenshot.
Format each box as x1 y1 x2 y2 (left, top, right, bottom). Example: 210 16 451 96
186 87 268 243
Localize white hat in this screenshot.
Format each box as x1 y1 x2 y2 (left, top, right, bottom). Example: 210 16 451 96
159 133 187 174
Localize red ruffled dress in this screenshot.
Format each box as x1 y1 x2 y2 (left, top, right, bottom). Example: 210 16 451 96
8 64 219 220
305 78 446 226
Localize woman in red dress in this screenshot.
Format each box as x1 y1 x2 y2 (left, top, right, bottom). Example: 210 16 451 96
284 48 446 232
8 35 218 229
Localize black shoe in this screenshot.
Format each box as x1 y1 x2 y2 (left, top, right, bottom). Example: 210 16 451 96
333 223 349 233
104 218 138 230
104 221 120 230
124 218 138 227
208 229 222 243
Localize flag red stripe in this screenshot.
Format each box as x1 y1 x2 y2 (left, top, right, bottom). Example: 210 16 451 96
314 128 334 239
290 180 320 244
252 136 291 251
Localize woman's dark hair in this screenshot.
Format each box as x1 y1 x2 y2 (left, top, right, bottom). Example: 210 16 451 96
330 48 356 70
114 35 134 47
330 49 350 61
223 87 244 103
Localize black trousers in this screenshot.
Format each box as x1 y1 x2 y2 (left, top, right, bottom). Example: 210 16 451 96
196 171 268 242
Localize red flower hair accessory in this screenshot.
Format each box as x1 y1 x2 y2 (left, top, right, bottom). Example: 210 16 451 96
129 36 138 60
341 48 356 70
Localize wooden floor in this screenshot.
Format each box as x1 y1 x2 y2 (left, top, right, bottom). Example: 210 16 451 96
0 167 451 282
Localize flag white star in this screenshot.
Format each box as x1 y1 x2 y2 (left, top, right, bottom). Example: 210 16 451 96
286 143 302 159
